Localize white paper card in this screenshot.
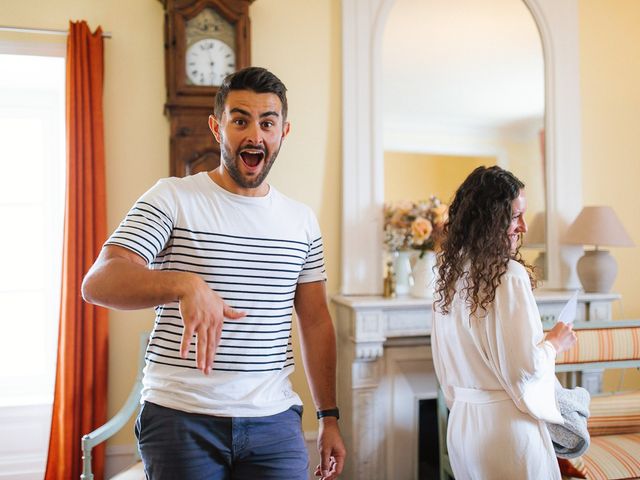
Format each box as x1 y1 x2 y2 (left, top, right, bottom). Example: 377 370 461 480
557 291 579 325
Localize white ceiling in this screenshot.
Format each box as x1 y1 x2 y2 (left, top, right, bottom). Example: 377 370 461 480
382 0 544 144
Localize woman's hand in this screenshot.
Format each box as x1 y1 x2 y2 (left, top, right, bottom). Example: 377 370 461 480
545 321 577 354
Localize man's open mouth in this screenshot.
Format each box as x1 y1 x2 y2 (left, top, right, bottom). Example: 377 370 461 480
240 149 265 168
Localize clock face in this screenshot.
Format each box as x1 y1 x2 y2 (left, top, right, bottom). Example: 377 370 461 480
186 38 236 87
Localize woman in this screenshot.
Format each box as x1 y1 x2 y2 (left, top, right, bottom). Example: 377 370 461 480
432 166 577 479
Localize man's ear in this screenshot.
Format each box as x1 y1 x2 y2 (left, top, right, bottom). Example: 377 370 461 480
209 115 221 144
282 121 291 139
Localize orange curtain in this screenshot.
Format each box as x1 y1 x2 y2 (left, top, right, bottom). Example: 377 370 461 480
45 21 108 480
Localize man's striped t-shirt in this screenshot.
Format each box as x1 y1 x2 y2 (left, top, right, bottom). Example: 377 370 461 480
105 172 326 417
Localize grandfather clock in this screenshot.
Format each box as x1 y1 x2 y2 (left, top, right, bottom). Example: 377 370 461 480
160 0 254 177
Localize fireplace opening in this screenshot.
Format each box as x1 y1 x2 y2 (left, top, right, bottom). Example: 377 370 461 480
418 398 440 479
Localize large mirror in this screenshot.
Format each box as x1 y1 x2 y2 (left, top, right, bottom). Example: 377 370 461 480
340 0 583 295
382 0 546 279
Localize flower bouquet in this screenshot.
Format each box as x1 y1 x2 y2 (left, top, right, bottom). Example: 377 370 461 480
383 196 448 256
383 196 448 298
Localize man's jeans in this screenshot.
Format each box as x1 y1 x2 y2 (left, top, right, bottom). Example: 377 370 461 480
135 402 309 479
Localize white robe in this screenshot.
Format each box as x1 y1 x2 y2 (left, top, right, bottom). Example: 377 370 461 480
432 260 563 480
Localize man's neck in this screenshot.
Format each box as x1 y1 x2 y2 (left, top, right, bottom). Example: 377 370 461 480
208 168 269 197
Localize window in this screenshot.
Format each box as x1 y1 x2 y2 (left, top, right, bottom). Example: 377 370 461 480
0 49 65 406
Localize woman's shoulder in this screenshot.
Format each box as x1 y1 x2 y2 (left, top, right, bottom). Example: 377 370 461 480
505 259 529 281
497 260 535 301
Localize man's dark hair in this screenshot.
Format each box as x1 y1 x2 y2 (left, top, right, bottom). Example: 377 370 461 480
214 67 288 120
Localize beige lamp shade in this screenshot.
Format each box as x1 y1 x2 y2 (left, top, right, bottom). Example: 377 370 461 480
563 206 635 293
564 206 635 247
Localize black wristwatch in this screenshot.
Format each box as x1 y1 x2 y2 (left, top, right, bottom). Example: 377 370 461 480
316 408 340 420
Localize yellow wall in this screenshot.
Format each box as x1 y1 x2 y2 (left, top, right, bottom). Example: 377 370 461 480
385 141 544 220
384 152 495 205
1 0 340 443
579 0 640 318
579 0 640 390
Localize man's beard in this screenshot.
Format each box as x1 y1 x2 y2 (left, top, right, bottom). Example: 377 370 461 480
219 138 281 189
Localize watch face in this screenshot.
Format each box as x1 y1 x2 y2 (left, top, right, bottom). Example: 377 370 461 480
186 38 236 87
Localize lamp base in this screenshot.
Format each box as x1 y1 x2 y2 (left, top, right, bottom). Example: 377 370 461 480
576 249 617 293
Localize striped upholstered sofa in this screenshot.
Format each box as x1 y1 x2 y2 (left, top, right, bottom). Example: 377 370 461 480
554 320 640 480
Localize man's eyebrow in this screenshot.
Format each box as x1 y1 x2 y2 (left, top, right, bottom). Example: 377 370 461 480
229 107 251 116
228 107 280 119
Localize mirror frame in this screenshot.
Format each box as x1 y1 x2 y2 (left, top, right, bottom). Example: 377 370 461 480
340 0 583 295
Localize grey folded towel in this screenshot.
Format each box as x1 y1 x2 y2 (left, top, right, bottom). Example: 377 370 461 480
547 379 591 459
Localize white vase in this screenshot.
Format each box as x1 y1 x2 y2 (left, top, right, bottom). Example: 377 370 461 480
410 250 437 299
392 250 413 296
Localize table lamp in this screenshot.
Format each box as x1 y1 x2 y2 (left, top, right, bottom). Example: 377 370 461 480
563 206 635 292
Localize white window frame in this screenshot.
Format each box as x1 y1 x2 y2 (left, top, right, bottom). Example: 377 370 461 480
0 38 66 480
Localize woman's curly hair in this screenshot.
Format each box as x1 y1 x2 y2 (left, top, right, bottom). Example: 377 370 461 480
434 166 535 317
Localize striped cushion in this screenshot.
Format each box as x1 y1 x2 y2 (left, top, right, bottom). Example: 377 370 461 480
555 327 640 365
588 391 640 437
576 433 640 480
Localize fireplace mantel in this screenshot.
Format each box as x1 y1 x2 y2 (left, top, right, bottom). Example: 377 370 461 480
332 291 620 480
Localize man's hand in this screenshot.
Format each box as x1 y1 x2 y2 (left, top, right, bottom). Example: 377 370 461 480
81 245 246 374
178 274 245 374
314 418 346 480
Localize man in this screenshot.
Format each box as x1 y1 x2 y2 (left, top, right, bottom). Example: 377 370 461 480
82 67 345 480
